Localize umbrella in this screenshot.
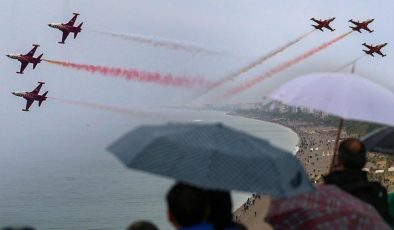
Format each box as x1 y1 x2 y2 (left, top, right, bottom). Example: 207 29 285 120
268 72 394 171
361 127 394 154
107 122 314 197
266 185 390 230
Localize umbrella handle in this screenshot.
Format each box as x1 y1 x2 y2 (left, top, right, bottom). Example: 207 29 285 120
329 118 344 173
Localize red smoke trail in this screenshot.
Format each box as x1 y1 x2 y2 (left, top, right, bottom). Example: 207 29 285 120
90 30 222 55
50 97 171 120
43 59 211 89
188 30 314 103
223 31 352 97
226 30 315 81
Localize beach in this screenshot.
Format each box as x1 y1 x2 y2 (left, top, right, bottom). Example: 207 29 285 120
230 113 345 229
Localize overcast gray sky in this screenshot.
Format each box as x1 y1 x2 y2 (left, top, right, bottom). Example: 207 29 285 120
0 0 393 155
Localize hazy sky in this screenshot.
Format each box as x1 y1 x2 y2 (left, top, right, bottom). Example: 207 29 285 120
0 0 393 155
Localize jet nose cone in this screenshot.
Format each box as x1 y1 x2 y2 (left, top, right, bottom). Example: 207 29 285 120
11 92 16 95
6 54 10 58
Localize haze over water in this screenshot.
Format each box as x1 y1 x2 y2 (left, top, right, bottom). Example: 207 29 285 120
0 109 298 229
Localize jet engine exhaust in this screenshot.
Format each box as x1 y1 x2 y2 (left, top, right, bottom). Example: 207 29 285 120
43 59 211 89
222 31 353 98
334 55 366 72
49 97 171 120
188 30 315 103
89 30 222 55
226 30 315 81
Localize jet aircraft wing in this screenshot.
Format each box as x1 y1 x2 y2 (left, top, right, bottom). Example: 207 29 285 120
25 46 38 57
66 14 78 26
19 62 29 74
24 99 34 111
30 82 44 95
61 31 70 43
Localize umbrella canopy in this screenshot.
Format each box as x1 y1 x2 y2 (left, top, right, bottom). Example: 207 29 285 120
266 185 390 230
108 122 313 197
361 127 394 154
268 72 394 127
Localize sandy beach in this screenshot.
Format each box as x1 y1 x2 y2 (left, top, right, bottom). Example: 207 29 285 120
231 114 345 229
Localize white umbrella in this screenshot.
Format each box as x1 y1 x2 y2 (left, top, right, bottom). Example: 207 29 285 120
268 72 394 171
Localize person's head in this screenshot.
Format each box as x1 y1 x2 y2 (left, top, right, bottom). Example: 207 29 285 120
205 189 233 229
166 182 208 228
338 138 366 170
127 220 158 230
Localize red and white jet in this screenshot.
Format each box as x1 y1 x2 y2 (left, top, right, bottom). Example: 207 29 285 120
310 17 335 32
12 82 48 111
363 43 387 57
48 13 83 44
349 19 374 33
6 44 43 74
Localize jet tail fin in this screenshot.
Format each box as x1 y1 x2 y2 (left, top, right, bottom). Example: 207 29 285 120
74 22 83 39
33 54 43 69
38 91 48 107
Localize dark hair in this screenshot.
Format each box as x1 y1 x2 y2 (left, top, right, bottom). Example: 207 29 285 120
166 182 208 227
205 190 233 229
127 220 158 230
338 138 366 169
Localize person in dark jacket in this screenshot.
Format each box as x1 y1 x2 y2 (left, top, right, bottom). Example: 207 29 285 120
166 182 214 230
324 138 391 223
205 189 247 230
127 220 158 230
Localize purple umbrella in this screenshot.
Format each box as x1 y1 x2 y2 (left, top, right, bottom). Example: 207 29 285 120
268 72 394 171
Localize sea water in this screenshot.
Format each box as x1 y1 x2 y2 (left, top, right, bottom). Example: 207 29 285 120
0 109 298 230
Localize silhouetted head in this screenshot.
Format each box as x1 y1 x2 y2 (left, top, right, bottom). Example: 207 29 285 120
205 189 234 229
166 182 208 228
1 227 35 230
127 220 158 230
338 138 366 170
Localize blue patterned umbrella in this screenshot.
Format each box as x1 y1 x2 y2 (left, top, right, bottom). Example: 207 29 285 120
361 127 394 155
107 122 313 197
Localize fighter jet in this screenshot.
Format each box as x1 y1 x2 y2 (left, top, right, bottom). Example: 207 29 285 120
6 44 43 74
363 43 387 57
48 13 83 44
12 82 48 111
349 19 374 33
311 17 335 32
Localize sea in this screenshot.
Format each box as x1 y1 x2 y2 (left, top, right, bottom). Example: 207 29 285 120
0 109 298 230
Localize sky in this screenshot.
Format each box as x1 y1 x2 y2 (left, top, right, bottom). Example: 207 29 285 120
0 1 393 228
0 0 393 172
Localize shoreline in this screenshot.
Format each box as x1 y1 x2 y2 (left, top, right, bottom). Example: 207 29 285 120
228 112 341 230
227 111 341 179
226 112 300 155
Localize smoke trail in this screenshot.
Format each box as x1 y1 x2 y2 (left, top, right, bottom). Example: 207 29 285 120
188 30 314 103
334 55 365 72
226 30 315 81
90 30 222 55
43 59 211 89
50 97 171 120
222 31 352 98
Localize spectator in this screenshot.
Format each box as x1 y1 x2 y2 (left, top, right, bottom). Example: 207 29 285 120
127 220 158 230
166 182 213 230
205 190 247 230
324 138 391 223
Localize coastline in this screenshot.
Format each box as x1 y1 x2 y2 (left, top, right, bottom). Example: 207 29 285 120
226 112 300 155
227 112 340 230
